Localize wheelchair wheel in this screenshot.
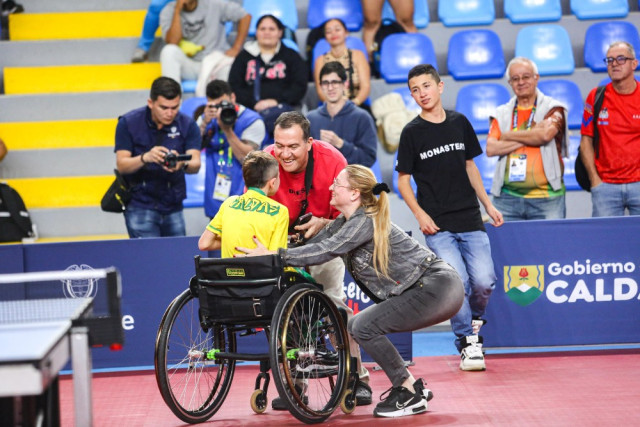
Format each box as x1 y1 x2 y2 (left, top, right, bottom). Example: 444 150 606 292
155 289 236 424
269 283 351 424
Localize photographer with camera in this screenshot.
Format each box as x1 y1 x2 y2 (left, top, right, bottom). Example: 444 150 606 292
199 80 268 219
115 76 201 238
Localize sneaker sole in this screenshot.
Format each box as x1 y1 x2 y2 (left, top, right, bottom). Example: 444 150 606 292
374 401 427 418
459 361 486 371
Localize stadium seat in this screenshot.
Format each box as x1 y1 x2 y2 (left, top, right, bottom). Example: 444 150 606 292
392 87 421 114
243 0 298 36
183 150 206 208
391 151 418 201
476 140 498 193
371 159 383 183
570 0 628 20
584 21 640 73
504 0 562 23
563 134 581 191
311 36 368 72
537 79 584 130
282 38 299 52
382 0 429 29
455 83 511 134
447 29 506 80
438 0 495 27
515 25 574 76
180 96 206 119
307 0 363 31
379 33 436 83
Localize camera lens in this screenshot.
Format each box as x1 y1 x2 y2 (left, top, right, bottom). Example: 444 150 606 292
219 101 237 126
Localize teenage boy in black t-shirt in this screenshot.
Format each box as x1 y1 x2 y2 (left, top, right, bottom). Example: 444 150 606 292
396 64 503 371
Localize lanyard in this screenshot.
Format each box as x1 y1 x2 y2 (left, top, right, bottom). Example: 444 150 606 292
512 97 537 131
217 137 233 168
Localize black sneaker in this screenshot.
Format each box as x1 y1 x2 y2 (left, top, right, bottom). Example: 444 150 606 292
295 349 338 375
373 385 427 418
1 0 24 16
412 378 434 402
355 380 372 406
271 385 308 411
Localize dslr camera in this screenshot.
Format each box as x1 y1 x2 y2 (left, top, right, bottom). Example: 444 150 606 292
164 153 192 168
216 100 238 126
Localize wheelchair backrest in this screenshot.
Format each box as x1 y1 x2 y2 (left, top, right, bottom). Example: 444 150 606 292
195 254 284 287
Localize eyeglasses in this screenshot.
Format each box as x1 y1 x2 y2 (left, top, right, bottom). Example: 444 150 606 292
603 56 636 66
320 80 344 88
332 178 351 190
509 74 534 84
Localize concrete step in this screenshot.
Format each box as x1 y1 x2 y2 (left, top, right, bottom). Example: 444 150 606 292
0 147 115 179
19 0 151 13
0 119 116 150
4 62 160 94
4 175 113 208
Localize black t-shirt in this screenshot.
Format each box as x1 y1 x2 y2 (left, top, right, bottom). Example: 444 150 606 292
396 110 485 233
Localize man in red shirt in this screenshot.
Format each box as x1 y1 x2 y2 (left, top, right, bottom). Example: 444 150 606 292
264 111 372 408
580 41 640 216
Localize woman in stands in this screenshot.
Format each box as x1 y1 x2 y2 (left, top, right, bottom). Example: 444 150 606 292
313 18 371 110
238 164 464 418
228 14 307 144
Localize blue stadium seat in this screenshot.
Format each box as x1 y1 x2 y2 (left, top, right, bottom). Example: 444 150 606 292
181 80 197 94
563 134 581 191
180 96 207 119
455 83 510 134
537 79 584 130
584 21 640 73
392 87 421 114
438 0 495 27
571 0 628 20
243 0 298 36
307 0 363 31
371 159 383 183
382 0 429 29
447 29 506 80
476 140 498 193
379 33 437 83
504 0 562 23
515 25 574 76
391 151 418 200
311 36 368 73
183 150 206 208
282 38 299 52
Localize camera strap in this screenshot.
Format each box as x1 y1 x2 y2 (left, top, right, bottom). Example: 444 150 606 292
288 147 314 233
253 56 263 102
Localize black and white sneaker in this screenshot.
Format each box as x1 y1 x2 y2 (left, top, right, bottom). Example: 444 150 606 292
373 385 427 418
295 349 338 375
412 378 434 403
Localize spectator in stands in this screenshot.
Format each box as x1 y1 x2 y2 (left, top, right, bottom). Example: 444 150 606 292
1 0 23 17
0 137 7 162
361 0 417 60
115 76 201 238
159 0 251 97
198 79 267 219
228 14 307 145
198 150 288 256
396 64 503 372
486 57 569 221
307 61 377 167
580 41 640 217
131 0 171 63
238 164 464 419
263 111 372 409
313 18 371 111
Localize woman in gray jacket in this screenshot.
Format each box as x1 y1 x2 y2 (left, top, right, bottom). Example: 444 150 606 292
238 164 464 419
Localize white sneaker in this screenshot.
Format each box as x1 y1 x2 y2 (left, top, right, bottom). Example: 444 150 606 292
131 48 148 63
460 339 486 371
472 318 486 335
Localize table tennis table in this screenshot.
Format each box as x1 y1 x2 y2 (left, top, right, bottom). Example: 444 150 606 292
0 268 123 427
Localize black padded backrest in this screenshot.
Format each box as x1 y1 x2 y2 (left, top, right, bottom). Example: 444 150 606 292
195 254 283 286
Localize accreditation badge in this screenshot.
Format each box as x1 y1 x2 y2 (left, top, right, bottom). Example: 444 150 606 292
508 154 527 182
213 173 231 201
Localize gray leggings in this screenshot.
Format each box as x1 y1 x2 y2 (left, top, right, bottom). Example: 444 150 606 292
347 260 464 388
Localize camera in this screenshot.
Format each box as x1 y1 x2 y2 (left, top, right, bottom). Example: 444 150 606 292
164 153 192 168
217 100 238 126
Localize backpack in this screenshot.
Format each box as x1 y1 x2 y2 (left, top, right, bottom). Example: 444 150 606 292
305 25 326 81
574 85 606 192
0 182 35 243
371 19 405 78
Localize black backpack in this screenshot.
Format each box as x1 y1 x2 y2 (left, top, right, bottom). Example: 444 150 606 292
0 182 35 242
574 85 606 192
371 19 405 78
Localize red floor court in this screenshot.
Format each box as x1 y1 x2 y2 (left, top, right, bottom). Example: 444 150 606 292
60 349 640 426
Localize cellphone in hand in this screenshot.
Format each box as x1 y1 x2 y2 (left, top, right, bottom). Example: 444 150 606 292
292 212 313 228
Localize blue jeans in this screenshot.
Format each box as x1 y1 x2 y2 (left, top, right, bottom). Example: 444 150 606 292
137 0 171 52
591 182 640 217
124 206 186 238
493 192 565 221
425 231 496 352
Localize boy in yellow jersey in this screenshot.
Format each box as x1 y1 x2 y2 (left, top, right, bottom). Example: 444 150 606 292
198 150 289 256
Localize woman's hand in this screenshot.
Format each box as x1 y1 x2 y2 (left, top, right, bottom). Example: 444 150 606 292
235 236 276 257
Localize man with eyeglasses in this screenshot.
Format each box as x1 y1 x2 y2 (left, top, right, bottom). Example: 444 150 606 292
580 41 640 217
199 79 267 219
486 57 569 221
307 61 378 167
264 111 373 408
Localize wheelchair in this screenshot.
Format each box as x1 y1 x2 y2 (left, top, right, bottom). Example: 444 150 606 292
154 254 358 424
